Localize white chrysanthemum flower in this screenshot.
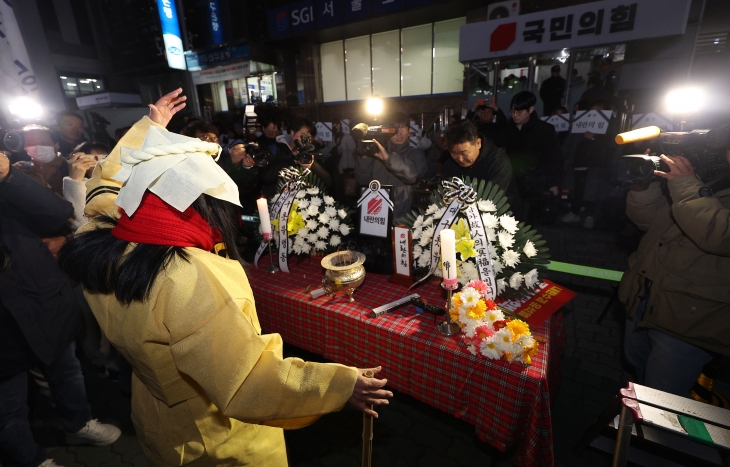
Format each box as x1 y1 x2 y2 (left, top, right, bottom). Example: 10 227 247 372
421 226 434 243
460 262 479 284
435 207 446 218
412 227 423 240
339 224 351 235
482 213 499 229
425 204 438 215
316 226 329 238
307 234 319 244
498 230 515 249
499 215 519 234
318 212 331 224
310 197 323 207
413 215 424 229
314 240 327 250
305 220 318 231
485 308 505 324
502 249 521 268
298 228 310 238
480 336 502 360
338 209 347 219
325 206 337 217
524 269 539 288
497 278 507 294
523 240 537 258
461 287 481 307
330 218 341 231
293 242 308 255
323 195 335 205
295 190 306 199
329 235 341 247
515 333 536 350
492 259 504 274
477 199 497 212
298 199 310 209
413 245 423 259
271 193 280 204
509 272 523 289
423 216 434 227
417 251 431 268
494 328 514 351
486 228 496 242
307 205 319 217
307 187 320 195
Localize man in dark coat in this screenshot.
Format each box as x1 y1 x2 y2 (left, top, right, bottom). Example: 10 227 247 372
504 91 563 201
442 120 521 213
539 65 566 117
0 154 120 467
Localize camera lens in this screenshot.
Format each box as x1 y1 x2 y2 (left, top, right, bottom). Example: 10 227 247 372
3 130 24 153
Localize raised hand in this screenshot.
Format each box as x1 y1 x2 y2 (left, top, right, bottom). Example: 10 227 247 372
148 88 187 128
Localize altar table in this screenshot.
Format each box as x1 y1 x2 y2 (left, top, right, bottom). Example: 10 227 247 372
246 258 565 467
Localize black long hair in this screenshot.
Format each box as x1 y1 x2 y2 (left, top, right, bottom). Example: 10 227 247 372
59 194 241 305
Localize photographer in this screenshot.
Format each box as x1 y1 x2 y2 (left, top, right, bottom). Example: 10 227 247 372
619 150 730 397
260 118 332 197
354 112 428 222
0 154 121 467
217 139 261 214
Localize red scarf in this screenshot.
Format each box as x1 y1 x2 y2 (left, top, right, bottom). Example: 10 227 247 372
112 192 222 251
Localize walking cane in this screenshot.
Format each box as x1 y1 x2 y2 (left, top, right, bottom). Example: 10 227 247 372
361 370 374 467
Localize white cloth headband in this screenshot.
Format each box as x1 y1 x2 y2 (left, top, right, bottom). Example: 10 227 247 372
112 126 241 216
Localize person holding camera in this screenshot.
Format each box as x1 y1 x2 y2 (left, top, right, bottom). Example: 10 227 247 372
354 112 428 222
260 118 332 197
0 153 121 467
619 150 730 397
216 139 261 214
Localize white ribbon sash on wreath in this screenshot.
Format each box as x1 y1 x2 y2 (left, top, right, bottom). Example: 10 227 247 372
408 177 497 299
254 168 310 272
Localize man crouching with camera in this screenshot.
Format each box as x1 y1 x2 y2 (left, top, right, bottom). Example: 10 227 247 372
619 149 730 398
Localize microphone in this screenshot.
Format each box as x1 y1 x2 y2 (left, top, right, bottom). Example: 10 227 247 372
615 126 661 145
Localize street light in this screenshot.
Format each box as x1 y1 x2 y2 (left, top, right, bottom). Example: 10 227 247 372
8 96 43 120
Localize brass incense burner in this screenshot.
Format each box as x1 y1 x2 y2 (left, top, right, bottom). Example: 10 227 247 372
321 251 366 302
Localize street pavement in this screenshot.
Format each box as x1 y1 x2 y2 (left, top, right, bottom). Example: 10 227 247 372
7 224 729 467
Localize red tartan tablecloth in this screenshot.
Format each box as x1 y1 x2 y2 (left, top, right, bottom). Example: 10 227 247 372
246 258 565 467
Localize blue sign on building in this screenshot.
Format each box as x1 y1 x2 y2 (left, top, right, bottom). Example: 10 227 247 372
207 0 224 45
342 0 371 22
185 44 251 70
268 6 290 37
290 0 316 33
155 0 186 69
373 0 403 15
315 0 341 28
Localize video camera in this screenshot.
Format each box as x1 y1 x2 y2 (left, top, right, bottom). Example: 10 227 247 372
292 134 321 165
351 123 398 157
242 142 273 167
0 129 24 153
618 125 730 184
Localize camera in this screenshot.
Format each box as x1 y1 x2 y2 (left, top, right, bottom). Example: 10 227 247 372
351 124 397 157
243 143 273 167
292 137 320 165
0 129 24 153
620 126 730 184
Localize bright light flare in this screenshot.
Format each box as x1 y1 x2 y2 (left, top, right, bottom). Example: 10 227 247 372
8 96 43 119
665 87 704 114
366 97 383 115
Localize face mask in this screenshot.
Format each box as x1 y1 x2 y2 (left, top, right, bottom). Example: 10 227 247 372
26 146 57 163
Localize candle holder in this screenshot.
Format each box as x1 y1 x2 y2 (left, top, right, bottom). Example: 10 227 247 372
263 233 279 273
437 278 461 336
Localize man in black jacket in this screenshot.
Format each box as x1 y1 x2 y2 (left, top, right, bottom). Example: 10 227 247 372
504 91 563 202
0 154 120 467
539 65 566 117
442 120 521 213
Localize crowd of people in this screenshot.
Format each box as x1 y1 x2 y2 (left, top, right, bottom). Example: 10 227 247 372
2 56 728 465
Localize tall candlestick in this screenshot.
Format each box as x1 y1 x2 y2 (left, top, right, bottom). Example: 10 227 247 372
440 229 457 282
257 198 272 240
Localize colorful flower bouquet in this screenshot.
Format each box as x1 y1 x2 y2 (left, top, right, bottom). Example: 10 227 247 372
266 169 354 255
451 279 539 365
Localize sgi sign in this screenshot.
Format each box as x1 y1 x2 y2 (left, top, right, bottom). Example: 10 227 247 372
290 0 315 33
155 0 186 70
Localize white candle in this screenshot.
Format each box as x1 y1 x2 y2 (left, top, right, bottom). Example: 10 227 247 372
257 198 272 239
440 229 457 281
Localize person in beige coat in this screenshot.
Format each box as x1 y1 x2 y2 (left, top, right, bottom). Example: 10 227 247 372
619 151 730 397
